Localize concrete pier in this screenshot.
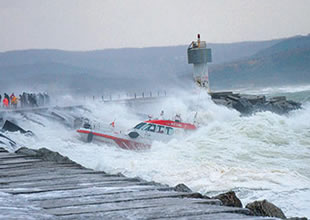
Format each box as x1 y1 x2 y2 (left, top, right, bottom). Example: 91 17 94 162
0 147 278 219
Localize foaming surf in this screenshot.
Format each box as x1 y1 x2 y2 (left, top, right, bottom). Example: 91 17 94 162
1 88 310 218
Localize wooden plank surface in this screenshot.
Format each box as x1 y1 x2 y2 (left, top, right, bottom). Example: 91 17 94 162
0 149 277 220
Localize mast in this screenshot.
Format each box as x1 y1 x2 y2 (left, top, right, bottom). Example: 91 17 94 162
187 34 212 93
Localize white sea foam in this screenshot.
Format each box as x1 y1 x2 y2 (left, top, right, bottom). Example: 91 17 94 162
2 88 310 218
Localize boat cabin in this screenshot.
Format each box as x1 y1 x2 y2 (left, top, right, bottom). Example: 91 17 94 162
133 120 196 136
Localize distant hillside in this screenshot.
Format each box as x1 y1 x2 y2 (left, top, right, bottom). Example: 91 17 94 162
0 47 189 78
210 35 310 90
0 38 283 94
254 35 310 57
208 39 282 64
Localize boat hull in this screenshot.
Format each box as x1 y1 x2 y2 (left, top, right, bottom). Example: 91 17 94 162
77 128 151 150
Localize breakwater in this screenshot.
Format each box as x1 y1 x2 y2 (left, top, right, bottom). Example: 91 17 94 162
0 146 278 219
210 92 301 115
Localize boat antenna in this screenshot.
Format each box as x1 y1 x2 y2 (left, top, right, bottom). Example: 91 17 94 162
193 112 198 125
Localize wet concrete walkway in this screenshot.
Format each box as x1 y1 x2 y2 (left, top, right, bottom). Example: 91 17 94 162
0 147 277 219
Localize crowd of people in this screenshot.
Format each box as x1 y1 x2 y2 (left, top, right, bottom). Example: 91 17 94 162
0 92 50 108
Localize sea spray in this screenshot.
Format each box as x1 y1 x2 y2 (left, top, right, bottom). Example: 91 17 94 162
1 89 310 218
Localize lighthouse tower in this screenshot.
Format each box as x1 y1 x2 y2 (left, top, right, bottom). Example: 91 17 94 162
187 34 212 92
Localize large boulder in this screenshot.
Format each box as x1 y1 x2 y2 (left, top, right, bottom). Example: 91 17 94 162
174 183 192 193
36 148 73 163
2 120 34 136
246 199 286 219
232 97 253 115
210 92 301 115
15 147 80 165
15 147 37 156
287 218 308 220
0 147 8 153
173 184 213 200
212 191 242 208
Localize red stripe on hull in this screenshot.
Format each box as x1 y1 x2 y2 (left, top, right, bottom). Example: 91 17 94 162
145 120 196 130
77 129 150 150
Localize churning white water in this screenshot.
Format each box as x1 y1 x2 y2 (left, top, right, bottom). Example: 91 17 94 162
3 88 310 218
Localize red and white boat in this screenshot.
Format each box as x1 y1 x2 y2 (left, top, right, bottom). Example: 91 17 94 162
77 118 197 150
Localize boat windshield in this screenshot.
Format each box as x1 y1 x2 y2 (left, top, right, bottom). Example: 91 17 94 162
142 124 156 132
166 127 174 135
134 122 146 129
134 122 174 135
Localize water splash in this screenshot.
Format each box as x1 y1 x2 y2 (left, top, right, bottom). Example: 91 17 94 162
2 89 310 218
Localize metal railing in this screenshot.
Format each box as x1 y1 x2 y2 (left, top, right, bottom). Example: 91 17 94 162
84 90 167 102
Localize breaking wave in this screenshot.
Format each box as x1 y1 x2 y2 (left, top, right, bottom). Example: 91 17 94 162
1 88 310 218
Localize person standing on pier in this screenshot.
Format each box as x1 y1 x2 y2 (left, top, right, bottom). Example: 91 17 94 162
10 93 15 107
4 93 10 106
11 96 18 108
19 94 23 107
3 97 9 108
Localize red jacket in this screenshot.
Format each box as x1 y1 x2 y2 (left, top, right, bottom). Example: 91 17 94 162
3 98 9 107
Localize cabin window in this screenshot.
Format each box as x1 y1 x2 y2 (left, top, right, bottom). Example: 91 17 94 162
156 125 165 133
143 124 156 132
134 123 146 130
166 127 174 135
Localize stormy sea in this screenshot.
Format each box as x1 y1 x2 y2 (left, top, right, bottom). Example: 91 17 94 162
1 85 310 218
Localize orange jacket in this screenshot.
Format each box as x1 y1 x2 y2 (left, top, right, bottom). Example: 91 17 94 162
12 96 18 104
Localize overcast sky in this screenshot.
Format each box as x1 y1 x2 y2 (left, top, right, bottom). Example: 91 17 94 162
0 0 309 52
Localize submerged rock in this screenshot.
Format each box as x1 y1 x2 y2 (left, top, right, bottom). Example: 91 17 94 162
246 199 286 219
210 92 301 115
212 191 242 208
